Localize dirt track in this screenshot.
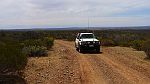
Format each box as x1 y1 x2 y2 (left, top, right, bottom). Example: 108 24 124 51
24 40 150 84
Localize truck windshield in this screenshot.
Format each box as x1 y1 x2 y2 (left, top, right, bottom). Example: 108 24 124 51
81 34 95 39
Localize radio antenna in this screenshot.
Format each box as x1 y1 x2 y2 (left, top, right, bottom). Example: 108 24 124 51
88 16 89 32
87 7 90 33
87 9 94 33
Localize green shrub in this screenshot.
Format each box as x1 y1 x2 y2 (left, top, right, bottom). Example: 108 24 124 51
0 43 27 73
43 37 54 49
101 39 116 46
23 37 54 49
23 46 48 57
114 41 130 47
0 31 54 74
142 40 150 58
23 39 43 47
130 40 144 50
22 37 54 57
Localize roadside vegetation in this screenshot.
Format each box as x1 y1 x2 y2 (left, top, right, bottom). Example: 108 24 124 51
47 29 150 59
0 29 150 79
0 31 54 80
142 40 150 58
22 37 54 57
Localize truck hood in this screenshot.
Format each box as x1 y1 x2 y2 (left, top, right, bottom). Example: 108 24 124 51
81 38 99 41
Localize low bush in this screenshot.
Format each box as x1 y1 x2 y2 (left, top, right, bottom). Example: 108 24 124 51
23 39 43 47
142 40 150 58
117 41 130 47
43 37 54 49
23 46 48 57
22 37 54 57
101 39 116 46
0 43 27 73
23 37 54 49
130 40 144 51
0 31 55 75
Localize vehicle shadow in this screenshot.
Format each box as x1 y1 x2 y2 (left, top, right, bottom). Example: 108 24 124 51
76 49 102 54
0 75 26 84
82 51 102 54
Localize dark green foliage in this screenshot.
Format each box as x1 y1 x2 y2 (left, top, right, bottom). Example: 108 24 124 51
0 43 27 73
142 40 150 58
23 39 43 46
100 39 115 46
23 37 54 48
23 46 48 57
130 40 144 51
0 31 54 74
0 29 150 66
22 37 54 56
43 37 54 49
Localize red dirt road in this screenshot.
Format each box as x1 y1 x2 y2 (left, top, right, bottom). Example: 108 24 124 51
24 40 150 84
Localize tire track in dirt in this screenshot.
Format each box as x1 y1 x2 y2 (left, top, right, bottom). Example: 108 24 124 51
58 40 131 84
103 48 150 79
24 40 150 84
57 40 150 84
89 54 150 84
50 41 81 84
57 40 129 84
56 40 106 84
87 55 130 84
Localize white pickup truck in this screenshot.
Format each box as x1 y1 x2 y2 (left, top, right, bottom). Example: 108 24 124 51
75 33 100 53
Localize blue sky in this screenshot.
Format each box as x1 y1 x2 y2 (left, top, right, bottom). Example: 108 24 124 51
0 0 150 29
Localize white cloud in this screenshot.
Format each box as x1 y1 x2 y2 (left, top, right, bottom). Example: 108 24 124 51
0 0 150 28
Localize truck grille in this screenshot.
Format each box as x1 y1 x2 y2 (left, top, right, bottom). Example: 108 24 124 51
87 41 93 45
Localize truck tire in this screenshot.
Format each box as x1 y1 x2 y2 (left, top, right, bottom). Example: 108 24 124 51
76 47 79 51
96 47 100 53
79 46 83 53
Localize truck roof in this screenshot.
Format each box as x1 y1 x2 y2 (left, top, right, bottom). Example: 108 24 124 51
79 33 94 34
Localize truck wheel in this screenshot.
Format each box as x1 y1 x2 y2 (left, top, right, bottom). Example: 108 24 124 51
79 47 83 53
96 48 100 53
76 48 79 51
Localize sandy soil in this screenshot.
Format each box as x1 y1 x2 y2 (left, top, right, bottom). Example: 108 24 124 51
23 40 150 84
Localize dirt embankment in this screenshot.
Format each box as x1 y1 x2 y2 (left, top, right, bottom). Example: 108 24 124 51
24 40 150 84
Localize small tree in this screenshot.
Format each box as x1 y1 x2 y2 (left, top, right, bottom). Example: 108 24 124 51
142 40 150 58
130 40 144 51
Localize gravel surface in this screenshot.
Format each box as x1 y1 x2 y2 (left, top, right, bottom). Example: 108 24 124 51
24 40 150 84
